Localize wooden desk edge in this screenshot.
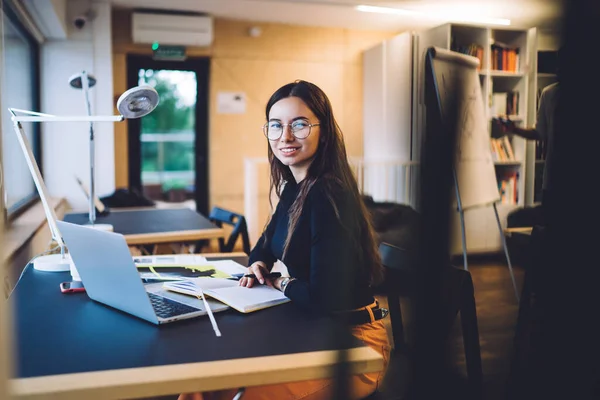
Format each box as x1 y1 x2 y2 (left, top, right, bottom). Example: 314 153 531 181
203 252 248 258
124 228 225 245
504 227 533 237
10 347 383 399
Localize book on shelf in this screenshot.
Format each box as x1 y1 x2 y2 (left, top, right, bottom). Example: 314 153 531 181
497 171 519 205
491 91 519 117
506 92 519 115
491 42 520 72
491 139 505 161
502 136 515 161
490 138 515 162
451 42 484 69
490 140 500 162
163 277 291 313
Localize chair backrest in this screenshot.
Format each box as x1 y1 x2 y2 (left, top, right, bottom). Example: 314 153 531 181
376 242 417 297
379 242 413 272
209 207 251 254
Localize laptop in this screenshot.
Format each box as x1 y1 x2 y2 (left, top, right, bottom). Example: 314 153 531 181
56 220 229 325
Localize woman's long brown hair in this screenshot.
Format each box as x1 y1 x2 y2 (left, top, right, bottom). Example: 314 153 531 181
264 80 384 286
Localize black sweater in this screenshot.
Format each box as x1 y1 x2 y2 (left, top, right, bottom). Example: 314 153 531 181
248 178 375 312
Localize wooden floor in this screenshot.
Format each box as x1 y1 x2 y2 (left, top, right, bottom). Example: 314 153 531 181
452 258 524 400
376 256 525 400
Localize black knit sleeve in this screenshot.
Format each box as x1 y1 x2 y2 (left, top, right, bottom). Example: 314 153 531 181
284 181 357 312
247 184 289 270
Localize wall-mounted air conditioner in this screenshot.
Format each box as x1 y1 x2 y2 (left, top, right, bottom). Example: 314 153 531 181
132 12 213 47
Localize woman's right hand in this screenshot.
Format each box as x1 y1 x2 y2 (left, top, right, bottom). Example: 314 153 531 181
239 261 271 288
492 117 515 136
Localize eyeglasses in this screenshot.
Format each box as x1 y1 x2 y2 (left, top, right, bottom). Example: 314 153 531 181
263 120 320 141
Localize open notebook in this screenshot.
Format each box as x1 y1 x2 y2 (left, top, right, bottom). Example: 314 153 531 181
163 278 290 313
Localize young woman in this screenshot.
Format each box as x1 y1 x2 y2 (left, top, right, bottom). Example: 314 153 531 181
179 80 391 400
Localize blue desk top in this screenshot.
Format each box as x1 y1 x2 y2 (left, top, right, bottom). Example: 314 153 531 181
63 208 217 236
9 263 359 379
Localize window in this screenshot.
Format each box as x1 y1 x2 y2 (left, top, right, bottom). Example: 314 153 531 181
1 3 41 217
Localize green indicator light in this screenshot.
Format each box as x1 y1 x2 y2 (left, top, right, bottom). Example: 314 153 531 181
152 42 159 51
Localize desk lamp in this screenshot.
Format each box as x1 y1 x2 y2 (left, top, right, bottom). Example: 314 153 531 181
8 85 159 275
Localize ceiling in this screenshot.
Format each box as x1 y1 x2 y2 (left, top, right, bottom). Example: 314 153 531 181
110 0 563 32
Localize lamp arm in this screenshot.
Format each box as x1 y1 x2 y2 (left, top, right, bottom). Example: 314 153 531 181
11 119 66 254
8 108 124 122
8 108 55 117
11 115 124 123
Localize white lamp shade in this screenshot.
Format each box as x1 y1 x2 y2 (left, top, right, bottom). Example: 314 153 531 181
117 85 159 119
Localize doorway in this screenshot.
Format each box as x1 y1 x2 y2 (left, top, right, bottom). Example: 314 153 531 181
126 55 210 215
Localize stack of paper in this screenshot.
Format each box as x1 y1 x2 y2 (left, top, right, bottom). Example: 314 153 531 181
137 259 248 281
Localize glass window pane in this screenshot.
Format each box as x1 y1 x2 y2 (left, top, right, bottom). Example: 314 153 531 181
138 69 196 201
1 9 38 211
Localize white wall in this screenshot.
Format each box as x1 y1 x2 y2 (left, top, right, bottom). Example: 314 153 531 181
363 32 412 163
362 32 413 203
41 0 114 210
537 30 561 51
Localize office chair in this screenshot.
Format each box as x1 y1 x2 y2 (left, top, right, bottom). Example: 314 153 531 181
208 206 251 254
377 242 415 351
506 224 545 399
376 242 483 399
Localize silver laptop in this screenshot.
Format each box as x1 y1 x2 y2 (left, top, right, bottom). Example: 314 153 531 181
56 220 228 325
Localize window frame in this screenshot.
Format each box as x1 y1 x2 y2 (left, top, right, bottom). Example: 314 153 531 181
2 1 42 221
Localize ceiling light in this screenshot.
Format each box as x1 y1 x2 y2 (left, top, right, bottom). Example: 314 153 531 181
355 5 420 17
355 4 511 26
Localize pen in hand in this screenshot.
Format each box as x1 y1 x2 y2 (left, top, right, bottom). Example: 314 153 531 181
243 272 282 280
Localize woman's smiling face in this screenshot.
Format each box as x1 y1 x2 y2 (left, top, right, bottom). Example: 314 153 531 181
267 96 321 182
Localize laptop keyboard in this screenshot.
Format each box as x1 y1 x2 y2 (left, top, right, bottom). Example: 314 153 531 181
147 292 201 319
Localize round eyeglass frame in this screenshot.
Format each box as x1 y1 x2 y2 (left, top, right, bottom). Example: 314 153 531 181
262 121 320 141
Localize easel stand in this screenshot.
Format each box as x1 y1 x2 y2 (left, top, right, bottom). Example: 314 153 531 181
455 178 520 301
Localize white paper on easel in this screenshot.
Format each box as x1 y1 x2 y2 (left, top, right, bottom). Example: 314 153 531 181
217 92 246 114
428 48 500 210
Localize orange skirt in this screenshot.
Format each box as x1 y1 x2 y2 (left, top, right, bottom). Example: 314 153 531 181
179 302 391 400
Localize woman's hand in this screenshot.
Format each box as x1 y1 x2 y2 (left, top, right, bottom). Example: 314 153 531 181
491 117 514 138
239 262 273 288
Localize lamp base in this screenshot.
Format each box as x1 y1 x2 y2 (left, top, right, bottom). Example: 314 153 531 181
85 223 114 232
33 254 72 272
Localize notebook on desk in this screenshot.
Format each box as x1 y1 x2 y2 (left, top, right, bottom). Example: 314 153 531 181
164 278 290 313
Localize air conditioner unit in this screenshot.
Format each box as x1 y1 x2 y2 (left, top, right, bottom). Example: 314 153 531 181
132 12 213 47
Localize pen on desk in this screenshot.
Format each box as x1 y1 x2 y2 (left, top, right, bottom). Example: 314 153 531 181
243 272 282 279
196 288 221 337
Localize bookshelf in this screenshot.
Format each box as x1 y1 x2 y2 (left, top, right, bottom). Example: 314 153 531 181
415 23 535 254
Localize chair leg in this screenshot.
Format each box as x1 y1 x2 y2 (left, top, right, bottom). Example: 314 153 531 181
387 293 406 351
507 228 542 398
506 268 533 400
460 278 483 399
